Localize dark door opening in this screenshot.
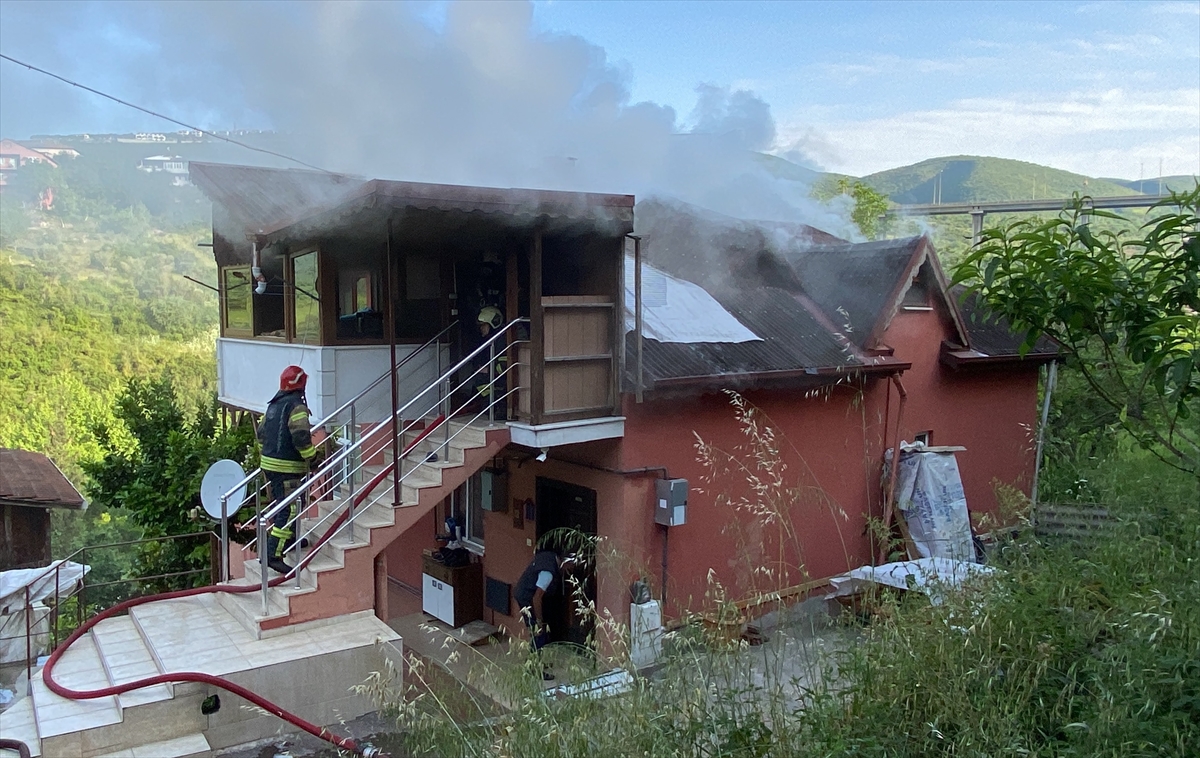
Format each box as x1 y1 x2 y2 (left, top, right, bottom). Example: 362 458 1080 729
535 477 597 648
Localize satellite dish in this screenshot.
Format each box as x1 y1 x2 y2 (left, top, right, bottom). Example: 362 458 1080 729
200 459 247 520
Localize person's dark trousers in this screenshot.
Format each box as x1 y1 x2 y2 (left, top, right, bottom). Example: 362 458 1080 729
521 607 550 651
264 471 302 568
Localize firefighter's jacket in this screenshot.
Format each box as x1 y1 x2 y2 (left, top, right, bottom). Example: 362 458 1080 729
257 390 316 475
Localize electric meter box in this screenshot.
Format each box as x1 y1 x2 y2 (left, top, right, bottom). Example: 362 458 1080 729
654 478 688 527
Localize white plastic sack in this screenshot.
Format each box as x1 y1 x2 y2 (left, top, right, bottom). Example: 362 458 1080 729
891 444 974 562
828 558 994 606
0 600 51 665
624 256 761 344
0 561 90 613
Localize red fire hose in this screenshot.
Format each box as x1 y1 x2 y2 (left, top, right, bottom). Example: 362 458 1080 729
41 418 447 757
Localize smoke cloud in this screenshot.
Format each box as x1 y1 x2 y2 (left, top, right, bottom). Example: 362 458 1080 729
0 0 855 235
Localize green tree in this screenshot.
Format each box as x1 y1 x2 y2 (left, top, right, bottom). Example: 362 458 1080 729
954 188 1200 477
83 376 257 589
814 177 892 239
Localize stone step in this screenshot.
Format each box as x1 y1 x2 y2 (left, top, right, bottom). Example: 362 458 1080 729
93 732 210 758
90 616 172 710
212 580 290 638
31 634 122 745
0 695 41 757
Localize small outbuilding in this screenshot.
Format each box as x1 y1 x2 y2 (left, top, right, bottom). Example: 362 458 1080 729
0 449 87 570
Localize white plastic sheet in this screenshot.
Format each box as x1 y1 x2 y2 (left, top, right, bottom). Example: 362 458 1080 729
0 561 90 665
891 443 975 562
624 256 761 344
828 558 995 606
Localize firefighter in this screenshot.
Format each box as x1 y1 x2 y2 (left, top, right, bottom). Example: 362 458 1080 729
257 365 320 575
474 306 509 416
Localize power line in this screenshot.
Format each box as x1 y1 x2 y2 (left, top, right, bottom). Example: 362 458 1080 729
0 52 334 174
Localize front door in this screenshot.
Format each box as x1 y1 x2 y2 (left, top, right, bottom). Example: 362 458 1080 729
535 477 597 647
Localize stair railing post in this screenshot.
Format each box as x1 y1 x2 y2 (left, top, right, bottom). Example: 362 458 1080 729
259 516 269 616
488 337 496 423
219 494 229 583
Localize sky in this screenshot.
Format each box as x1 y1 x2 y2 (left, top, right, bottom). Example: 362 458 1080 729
0 0 1197 182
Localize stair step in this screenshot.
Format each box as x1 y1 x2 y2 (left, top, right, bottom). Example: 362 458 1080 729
0 695 40 757
91 616 172 709
31 634 122 740
93 732 211 758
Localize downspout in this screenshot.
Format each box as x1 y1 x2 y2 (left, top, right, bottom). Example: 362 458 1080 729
251 239 267 295
877 374 907 565
1030 361 1057 510
632 235 644 403
387 219 401 505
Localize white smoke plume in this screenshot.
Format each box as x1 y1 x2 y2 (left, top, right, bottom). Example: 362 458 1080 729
0 0 856 235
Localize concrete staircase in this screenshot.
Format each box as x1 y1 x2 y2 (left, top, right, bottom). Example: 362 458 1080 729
2 592 400 758
219 417 509 637
5 613 209 758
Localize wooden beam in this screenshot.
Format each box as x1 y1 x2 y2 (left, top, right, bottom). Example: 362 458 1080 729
507 244 519 421
530 230 544 425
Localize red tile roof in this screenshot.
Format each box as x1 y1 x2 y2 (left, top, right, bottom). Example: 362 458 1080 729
0 449 86 510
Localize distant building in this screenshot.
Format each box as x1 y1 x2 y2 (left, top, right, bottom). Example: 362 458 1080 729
139 154 188 173
0 448 86 570
0 138 57 189
19 140 80 159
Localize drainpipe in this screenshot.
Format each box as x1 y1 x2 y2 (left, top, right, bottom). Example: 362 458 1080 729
251 239 267 295
632 235 644 403
1030 361 1057 510
877 374 907 565
387 219 401 506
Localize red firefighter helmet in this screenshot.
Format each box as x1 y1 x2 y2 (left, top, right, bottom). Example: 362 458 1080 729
280 365 308 392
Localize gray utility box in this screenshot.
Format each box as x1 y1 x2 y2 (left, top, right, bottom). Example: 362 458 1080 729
655 478 688 527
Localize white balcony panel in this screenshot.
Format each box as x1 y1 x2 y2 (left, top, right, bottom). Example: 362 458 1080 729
217 339 447 423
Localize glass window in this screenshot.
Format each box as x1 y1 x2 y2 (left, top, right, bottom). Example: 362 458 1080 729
292 251 320 344
222 266 252 334
466 473 485 544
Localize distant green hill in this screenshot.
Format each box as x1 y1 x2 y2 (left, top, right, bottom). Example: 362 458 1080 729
861 156 1138 204
1101 175 1198 194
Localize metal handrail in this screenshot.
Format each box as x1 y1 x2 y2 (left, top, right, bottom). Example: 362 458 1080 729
259 318 527 524
9 531 219 685
220 322 457 503
254 318 527 612
285 381 522 586
218 322 458 575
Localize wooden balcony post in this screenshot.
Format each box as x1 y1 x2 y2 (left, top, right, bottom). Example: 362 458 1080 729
530 230 544 425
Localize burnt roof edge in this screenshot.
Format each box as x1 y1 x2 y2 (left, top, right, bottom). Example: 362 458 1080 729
645 358 911 391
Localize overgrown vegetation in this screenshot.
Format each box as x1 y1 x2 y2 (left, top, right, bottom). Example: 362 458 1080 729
956 187 1200 478
0 148 225 593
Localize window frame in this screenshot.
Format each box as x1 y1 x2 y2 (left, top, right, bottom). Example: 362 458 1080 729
221 265 254 338
289 247 322 345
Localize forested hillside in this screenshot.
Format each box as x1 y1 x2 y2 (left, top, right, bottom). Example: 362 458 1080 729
861 155 1136 204
0 153 219 482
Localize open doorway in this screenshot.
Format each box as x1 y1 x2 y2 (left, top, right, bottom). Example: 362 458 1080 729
535 477 597 648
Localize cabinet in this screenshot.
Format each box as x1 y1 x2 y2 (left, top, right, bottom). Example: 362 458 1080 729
421 556 482 628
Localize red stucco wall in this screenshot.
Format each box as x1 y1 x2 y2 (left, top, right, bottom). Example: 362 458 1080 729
382 306 1042 631
881 309 1040 522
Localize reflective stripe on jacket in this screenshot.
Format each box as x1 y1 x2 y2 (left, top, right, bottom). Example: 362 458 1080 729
258 390 316 474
